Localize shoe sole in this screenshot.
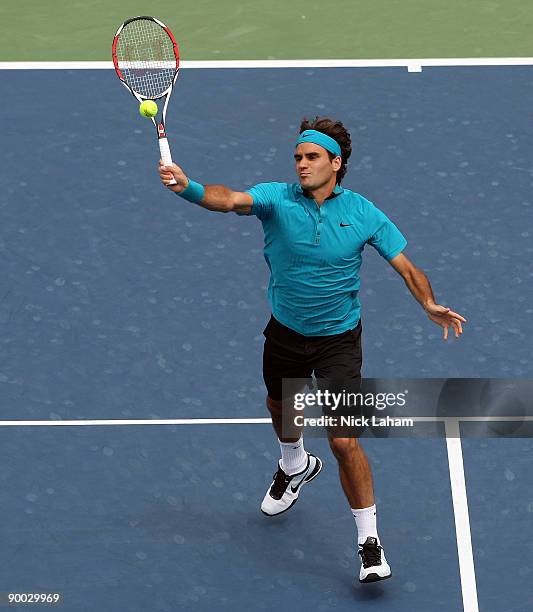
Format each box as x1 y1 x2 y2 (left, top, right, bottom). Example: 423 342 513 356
261 456 323 517
360 571 392 584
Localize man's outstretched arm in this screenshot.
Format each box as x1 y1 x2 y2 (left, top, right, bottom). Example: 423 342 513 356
388 252 467 340
158 162 253 214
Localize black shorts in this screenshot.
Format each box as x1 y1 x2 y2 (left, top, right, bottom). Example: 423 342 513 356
262 315 362 401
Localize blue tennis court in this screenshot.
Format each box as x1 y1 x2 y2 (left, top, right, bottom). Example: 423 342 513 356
1 65 532 611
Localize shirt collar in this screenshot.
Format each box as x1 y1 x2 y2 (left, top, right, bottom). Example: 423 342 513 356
295 183 344 200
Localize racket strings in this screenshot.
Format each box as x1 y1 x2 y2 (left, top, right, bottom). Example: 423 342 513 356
116 19 176 99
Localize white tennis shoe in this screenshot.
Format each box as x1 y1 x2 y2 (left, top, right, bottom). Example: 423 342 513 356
358 537 392 583
261 452 323 516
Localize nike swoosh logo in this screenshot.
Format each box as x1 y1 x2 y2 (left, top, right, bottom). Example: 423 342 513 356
290 481 305 494
290 468 310 493
340 223 352 227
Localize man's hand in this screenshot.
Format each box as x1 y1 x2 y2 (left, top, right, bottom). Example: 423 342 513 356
389 254 467 340
158 160 188 193
425 303 467 340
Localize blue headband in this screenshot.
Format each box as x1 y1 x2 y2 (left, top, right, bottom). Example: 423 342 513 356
295 129 342 157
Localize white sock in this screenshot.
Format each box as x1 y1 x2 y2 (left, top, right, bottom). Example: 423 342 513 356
352 505 379 545
279 436 307 475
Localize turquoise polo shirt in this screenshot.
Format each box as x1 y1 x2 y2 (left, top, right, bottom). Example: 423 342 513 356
245 182 407 336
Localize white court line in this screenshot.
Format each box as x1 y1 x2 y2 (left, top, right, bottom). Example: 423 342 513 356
0 58 533 71
0 418 272 426
445 418 479 612
0 415 530 426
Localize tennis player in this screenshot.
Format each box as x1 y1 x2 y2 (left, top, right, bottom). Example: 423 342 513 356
158 117 466 584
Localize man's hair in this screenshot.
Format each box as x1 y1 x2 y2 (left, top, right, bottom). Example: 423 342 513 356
299 116 352 184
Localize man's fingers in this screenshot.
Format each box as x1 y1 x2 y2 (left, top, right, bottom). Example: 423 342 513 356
432 305 467 324
158 161 174 172
428 309 465 340
446 310 467 322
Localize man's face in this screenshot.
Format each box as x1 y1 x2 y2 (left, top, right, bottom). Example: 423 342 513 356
294 143 341 190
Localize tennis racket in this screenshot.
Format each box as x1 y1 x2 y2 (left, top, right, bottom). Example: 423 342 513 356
112 15 180 184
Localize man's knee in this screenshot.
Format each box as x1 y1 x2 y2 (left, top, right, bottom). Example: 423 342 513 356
328 436 359 462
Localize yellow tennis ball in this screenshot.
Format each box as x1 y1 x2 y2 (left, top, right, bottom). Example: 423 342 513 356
139 100 158 118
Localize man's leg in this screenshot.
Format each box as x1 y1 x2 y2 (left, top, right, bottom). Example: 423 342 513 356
327 436 374 509
260 316 322 515
266 396 298 443
328 435 391 583
311 317 392 583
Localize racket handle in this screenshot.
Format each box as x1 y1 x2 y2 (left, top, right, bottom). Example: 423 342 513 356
159 137 177 186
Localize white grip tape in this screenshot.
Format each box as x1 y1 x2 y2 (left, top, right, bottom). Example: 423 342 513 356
159 137 176 185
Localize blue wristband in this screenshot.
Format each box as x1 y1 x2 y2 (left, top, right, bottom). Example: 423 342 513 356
179 179 205 204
